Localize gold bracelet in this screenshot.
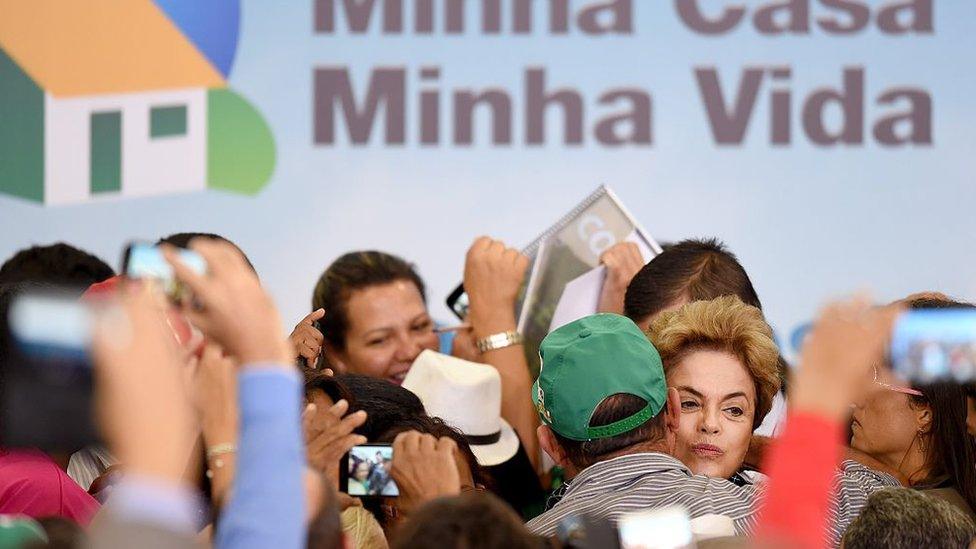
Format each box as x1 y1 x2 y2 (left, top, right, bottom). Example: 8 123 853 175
205 443 237 479
206 443 237 459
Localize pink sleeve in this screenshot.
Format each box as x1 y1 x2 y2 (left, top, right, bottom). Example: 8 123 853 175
755 412 843 549
57 472 100 526
0 451 99 526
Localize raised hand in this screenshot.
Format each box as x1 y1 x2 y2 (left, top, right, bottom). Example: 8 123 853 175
390 431 461 517
290 309 326 368
163 239 292 366
302 399 367 488
597 241 646 314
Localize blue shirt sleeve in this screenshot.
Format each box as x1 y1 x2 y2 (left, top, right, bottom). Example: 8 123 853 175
215 365 305 549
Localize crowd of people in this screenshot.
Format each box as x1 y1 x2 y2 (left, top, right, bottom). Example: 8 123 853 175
0 232 974 548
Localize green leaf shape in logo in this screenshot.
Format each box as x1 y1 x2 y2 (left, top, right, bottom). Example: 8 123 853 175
207 88 275 195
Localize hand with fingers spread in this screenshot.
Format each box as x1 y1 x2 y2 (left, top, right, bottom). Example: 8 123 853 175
163 239 292 366
390 431 461 516
302 399 367 488
597 242 646 315
290 309 326 368
463 236 529 335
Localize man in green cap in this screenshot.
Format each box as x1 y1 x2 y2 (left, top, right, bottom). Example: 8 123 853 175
526 313 760 536
526 312 901 544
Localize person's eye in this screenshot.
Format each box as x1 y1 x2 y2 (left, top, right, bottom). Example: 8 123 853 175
725 407 745 417
681 401 699 411
412 320 433 332
367 337 388 347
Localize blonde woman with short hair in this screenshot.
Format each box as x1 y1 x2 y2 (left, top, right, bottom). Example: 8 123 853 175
647 295 781 480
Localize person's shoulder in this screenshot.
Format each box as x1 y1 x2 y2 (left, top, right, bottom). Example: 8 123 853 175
837 459 900 488
0 449 64 488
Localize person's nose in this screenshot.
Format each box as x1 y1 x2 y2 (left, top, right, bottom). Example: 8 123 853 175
698 407 720 435
393 331 422 363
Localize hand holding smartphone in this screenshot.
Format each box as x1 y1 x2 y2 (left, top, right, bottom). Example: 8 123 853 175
122 242 207 302
1 290 100 452
891 309 976 383
340 444 399 497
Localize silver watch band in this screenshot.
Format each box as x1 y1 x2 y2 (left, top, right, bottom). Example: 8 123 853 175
476 330 524 353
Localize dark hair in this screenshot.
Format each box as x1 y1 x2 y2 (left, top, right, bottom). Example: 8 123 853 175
624 238 761 324
553 393 666 470
307 474 343 549
907 382 976 512
376 416 488 490
335 373 426 440
900 295 976 512
391 492 542 549
842 487 976 549
0 243 114 291
0 282 58 406
156 232 255 272
312 251 426 351
304 371 356 408
624 238 791 391
357 416 489 531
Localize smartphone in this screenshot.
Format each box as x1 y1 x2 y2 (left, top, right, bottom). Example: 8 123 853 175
340 444 398 497
446 284 469 320
891 309 976 383
122 242 207 302
0 290 100 452
617 506 693 549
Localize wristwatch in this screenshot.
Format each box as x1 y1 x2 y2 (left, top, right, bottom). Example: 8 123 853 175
476 330 524 353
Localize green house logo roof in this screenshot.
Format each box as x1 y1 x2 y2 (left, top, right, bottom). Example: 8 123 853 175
0 0 275 205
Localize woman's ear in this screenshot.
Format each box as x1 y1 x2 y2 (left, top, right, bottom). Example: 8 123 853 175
322 343 349 374
915 404 933 435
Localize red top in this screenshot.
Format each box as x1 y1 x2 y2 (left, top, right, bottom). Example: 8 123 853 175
755 412 843 549
0 449 100 525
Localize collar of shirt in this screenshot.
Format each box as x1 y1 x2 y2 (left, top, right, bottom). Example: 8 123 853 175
561 452 693 496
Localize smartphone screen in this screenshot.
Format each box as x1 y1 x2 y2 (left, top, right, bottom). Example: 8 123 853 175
2 291 99 452
891 309 976 383
123 243 206 301
617 506 693 549
9 292 92 358
446 284 469 320
344 444 398 497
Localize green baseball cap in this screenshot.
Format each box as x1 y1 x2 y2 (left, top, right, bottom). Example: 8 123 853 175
531 313 667 441
0 516 46 548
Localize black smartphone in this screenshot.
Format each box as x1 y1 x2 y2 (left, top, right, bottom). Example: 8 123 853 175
446 284 468 320
340 443 399 497
0 290 100 453
891 309 976 383
121 242 207 302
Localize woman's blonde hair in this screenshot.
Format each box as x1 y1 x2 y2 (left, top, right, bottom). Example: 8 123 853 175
647 295 781 428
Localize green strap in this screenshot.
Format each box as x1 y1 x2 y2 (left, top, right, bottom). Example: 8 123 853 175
584 403 656 440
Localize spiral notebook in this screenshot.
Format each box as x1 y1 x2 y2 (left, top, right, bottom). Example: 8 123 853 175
447 184 661 377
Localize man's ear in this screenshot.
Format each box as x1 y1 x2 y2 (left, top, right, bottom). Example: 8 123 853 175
538 425 570 470
664 387 681 435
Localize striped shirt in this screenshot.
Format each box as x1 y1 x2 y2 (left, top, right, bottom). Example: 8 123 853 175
526 452 897 547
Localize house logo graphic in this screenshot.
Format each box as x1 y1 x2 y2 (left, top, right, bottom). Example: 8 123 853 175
0 0 275 205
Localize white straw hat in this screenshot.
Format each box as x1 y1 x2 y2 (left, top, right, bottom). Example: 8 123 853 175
403 350 520 466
